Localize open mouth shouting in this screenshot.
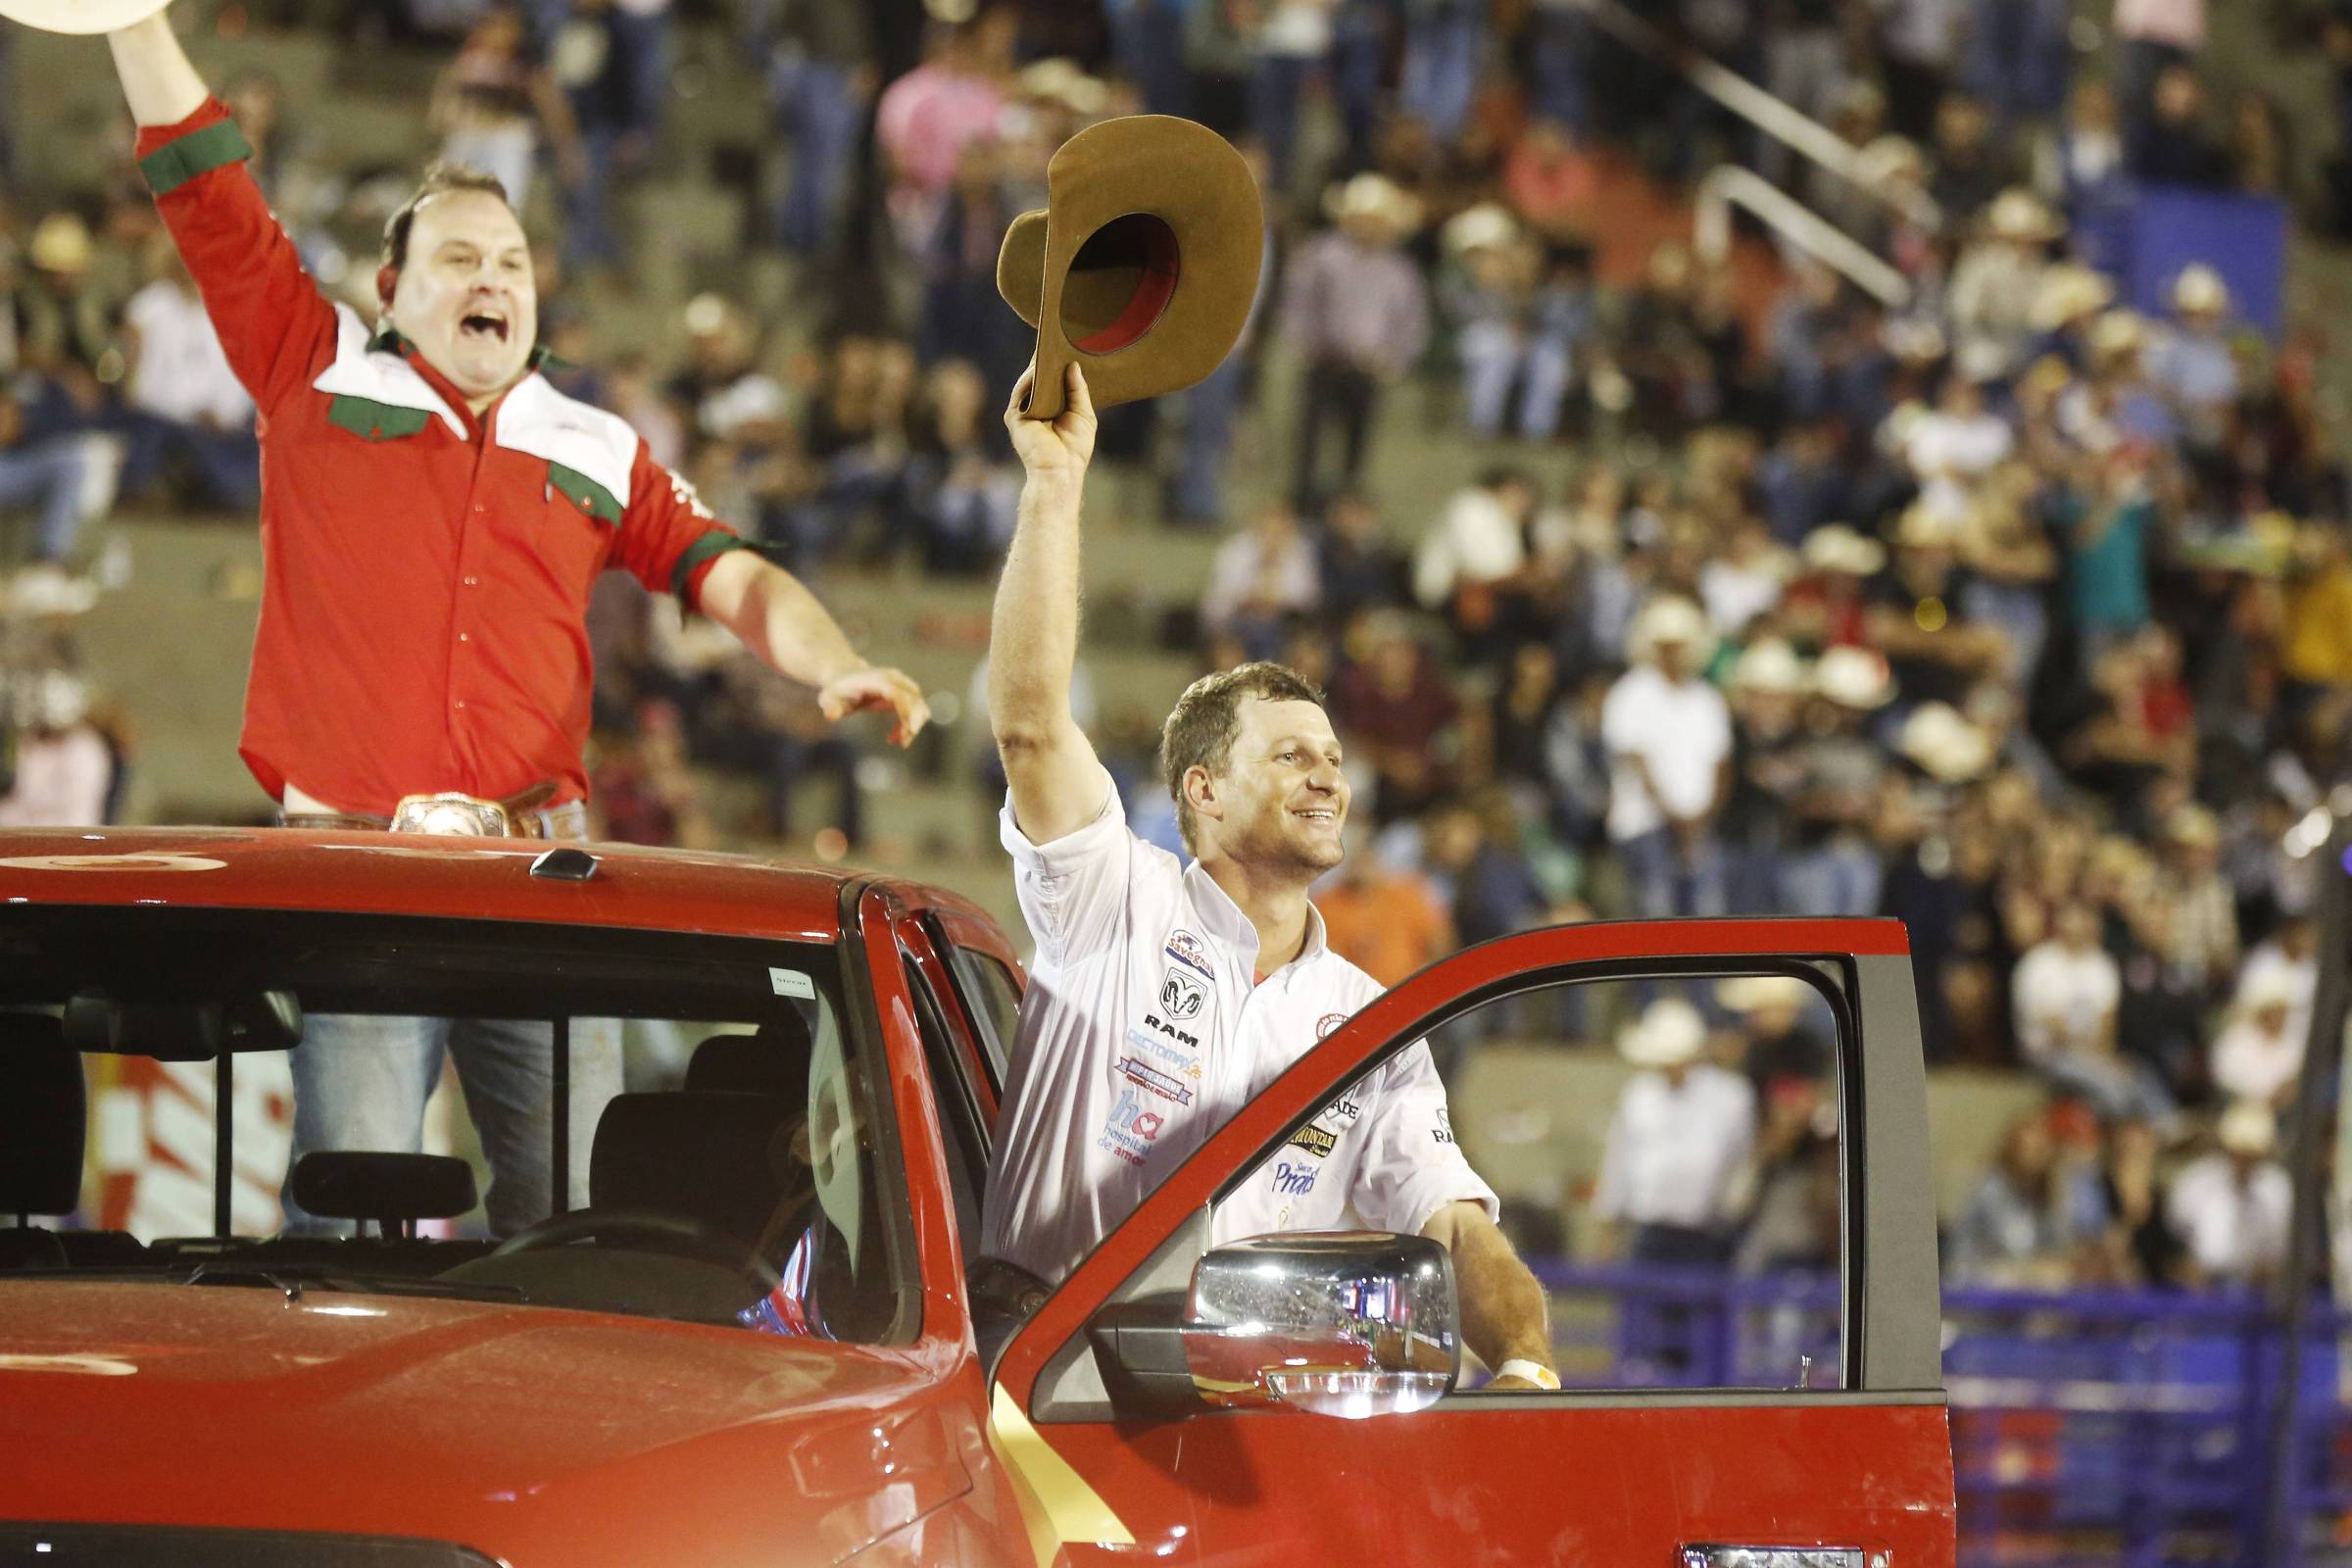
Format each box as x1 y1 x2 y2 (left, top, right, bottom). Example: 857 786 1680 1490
459 308 512 343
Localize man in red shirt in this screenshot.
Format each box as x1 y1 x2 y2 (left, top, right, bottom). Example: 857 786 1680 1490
93 14 930 1233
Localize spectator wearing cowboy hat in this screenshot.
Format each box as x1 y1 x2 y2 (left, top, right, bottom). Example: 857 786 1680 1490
1949 188 2064 380
1783 646 1895 917
1601 596 1732 918
1718 637 1811 915
2146 263 2238 447
2166 1101 2291 1289
1592 998 1758 1266
1781 523 1885 651
2209 965 2306 1109
1282 172 1429 509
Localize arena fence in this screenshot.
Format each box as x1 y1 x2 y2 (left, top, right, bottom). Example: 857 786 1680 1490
1527 1261 2352 1567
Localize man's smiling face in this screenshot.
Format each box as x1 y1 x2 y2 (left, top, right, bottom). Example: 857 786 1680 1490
1194 696 1349 876
386 189 537 406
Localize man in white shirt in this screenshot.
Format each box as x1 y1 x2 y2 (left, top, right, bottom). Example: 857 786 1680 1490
2166 1101 2290 1288
119 244 259 511
1601 595 1733 917
1592 999 1758 1262
980 362 1556 1390
2209 969 2304 1108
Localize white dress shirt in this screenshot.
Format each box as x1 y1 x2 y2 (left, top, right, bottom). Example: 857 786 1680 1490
1600 663 1734 843
979 772 1497 1284
2166 1153 2289 1282
1592 1064 1757 1231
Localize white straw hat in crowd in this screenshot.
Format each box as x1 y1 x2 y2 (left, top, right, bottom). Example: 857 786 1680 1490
2216 1100 2277 1157
2030 264 2117 333
1896 702 1995 782
1801 523 1887 578
1442 203 1520 256
1716 975 1812 1015
2237 966 2299 1016
1893 502 1964 551
2090 309 2146 361
1733 637 1807 695
1324 172 1423 233
1813 646 1895 710
2171 263 2230 317
1618 999 1707 1069
1984 187 2064 243
1628 594 1716 664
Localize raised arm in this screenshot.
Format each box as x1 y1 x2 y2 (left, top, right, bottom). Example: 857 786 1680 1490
990 363 1108 845
697 550 929 746
105 14 335 415
106 13 207 125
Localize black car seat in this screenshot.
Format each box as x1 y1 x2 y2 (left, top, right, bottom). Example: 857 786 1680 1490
0 1013 88 1269
684 1011 815 1101
588 1091 799 1252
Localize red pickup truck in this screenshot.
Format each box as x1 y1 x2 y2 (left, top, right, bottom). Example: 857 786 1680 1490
0 828 1953 1566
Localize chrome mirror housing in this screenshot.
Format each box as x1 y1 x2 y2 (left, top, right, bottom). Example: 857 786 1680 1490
1181 1231 1458 1418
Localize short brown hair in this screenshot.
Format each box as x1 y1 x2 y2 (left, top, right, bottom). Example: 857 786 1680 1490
1160 662 1329 854
379 162 514 273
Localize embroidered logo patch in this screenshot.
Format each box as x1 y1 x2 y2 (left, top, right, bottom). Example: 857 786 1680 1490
1317 1012 1348 1040
1164 929 1213 979
1160 968 1207 1021
1116 1054 1195 1104
1285 1123 1339 1158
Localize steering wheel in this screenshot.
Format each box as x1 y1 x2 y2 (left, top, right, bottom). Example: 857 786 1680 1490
489 1206 784 1295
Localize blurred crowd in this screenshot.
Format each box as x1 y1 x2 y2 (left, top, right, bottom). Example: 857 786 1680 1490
4 0 2352 1292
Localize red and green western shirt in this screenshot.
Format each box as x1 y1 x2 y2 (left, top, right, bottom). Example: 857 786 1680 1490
138 99 752 816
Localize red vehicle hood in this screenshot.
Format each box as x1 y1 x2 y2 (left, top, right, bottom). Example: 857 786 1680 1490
0 1281 986 1565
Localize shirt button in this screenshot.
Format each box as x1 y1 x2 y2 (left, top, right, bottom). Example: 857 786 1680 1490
472 503 487 514
463 575 479 587
453 700 466 710
458 632 470 643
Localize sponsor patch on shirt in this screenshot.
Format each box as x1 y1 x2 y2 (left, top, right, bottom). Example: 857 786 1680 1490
1115 1054 1196 1105
1097 1086 1168 1167
1285 1122 1339 1158
1159 966 1208 1022
1317 1011 1348 1040
1163 928 1213 979
1271 1159 1318 1197
1123 1026 1204 1078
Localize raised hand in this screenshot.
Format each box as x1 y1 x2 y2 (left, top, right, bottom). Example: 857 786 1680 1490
1003 361 1097 479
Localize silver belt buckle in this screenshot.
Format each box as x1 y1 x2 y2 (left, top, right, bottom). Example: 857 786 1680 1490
391 792 513 836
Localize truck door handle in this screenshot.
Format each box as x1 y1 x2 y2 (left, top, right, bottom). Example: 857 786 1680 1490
1680 1549 1874 1568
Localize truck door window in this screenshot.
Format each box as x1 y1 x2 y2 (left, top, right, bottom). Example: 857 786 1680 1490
940 940 1021 1093
1234 969 1848 1392
906 960 989 1247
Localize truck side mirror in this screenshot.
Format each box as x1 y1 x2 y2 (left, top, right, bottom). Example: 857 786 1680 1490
1090 1230 1459 1420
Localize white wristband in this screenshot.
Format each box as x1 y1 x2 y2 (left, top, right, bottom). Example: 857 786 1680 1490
1494 1358 1560 1391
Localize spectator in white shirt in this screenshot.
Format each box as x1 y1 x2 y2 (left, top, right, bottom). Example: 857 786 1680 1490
1200 501 1321 661
1593 999 1758 1263
2209 968 2305 1108
2166 1100 2291 1289
2013 903 2175 1122
0 671 114 828
1602 596 1733 917
1902 367 2015 521
2233 915 2319 1055
119 241 258 511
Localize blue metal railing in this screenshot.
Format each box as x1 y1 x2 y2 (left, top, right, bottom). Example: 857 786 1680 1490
1525 1261 2352 1567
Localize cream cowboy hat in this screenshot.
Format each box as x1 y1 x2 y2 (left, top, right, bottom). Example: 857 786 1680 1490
1984 188 2063 243
1716 975 1812 1014
1628 595 1716 664
1733 637 1807 695
2030 264 2117 333
2216 1100 2277 1157
1801 523 1887 578
0 0 170 32
1813 646 1894 710
1618 999 1707 1069
1896 702 1995 783
1324 172 1423 232
2171 263 2230 317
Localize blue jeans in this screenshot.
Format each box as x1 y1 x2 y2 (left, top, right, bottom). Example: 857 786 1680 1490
1780 842 1884 918
1172 350 1248 523
1250 53 1318 194
0 437 101 564
1616 828 1729 919
1105 0 1195 119
282 1012 621 1238
1400 12 1480 142
770 54 862 255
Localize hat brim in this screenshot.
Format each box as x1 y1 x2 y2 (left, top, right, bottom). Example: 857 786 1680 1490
0 0 171 33
999 116 1263 420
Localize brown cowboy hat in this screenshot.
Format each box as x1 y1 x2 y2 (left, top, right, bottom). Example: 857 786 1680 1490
998 115 1263 420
